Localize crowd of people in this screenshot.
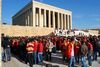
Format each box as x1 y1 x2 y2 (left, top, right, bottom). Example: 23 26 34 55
1 33 100 67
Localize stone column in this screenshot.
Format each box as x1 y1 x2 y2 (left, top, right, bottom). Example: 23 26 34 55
67 15 69 30
29 9 32 26
25 12 28 26
53 11 55 29
39 8 43 27
48 10 51 28
61 14 63 30
64 14 66 30
70 15 72 29
69 15 72 30
30 9 32 26
33 6 36 27
29 9 31 26
57 13 60 29
35 9 38 26
44 9 46 27
69 15 70 30
27 11 29 26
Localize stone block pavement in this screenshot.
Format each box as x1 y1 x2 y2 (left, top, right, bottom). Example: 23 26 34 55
2 51 100 67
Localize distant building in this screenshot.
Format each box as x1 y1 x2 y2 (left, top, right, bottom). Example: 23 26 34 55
82 29 100 36
88 29 100 34
12 1 72 30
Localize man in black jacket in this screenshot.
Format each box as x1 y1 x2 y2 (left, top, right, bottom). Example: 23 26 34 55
96 36 100 56
2 34 11 62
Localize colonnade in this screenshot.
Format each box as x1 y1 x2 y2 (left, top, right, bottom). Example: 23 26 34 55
32 7 72 30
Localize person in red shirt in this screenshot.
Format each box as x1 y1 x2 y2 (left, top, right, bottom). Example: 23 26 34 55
74 41 80 64
61 39 67 62
33 39 38 64
67 37 75 67
38 39 44 64
33 40 38 52
12 38 19 55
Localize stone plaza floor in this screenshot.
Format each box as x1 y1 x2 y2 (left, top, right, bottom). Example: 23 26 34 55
2 51 100 67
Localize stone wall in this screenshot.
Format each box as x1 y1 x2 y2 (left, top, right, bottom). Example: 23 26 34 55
88 30 99 35
0 25 54 36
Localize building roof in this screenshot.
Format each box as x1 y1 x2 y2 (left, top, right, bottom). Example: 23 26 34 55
32 1 72 13
12 1 72 18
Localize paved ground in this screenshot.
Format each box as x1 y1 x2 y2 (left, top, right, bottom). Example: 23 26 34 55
2 51 100 67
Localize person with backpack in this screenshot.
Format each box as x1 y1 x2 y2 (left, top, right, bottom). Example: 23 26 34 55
81 39 88 67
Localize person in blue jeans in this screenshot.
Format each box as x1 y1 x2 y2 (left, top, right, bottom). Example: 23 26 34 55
2 47 11 62
87 54 92 66
2 35 11 62
93 50 97 61
87 41 93 67
38 52 43 64
68 56 75 67
33 52 37 64
93 38 98 61
81 41 88 67
81 55 87 67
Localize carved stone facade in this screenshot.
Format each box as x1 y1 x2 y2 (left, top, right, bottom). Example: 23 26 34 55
12 1 72 30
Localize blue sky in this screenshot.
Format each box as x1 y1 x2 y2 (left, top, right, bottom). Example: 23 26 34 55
2 0 100 29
